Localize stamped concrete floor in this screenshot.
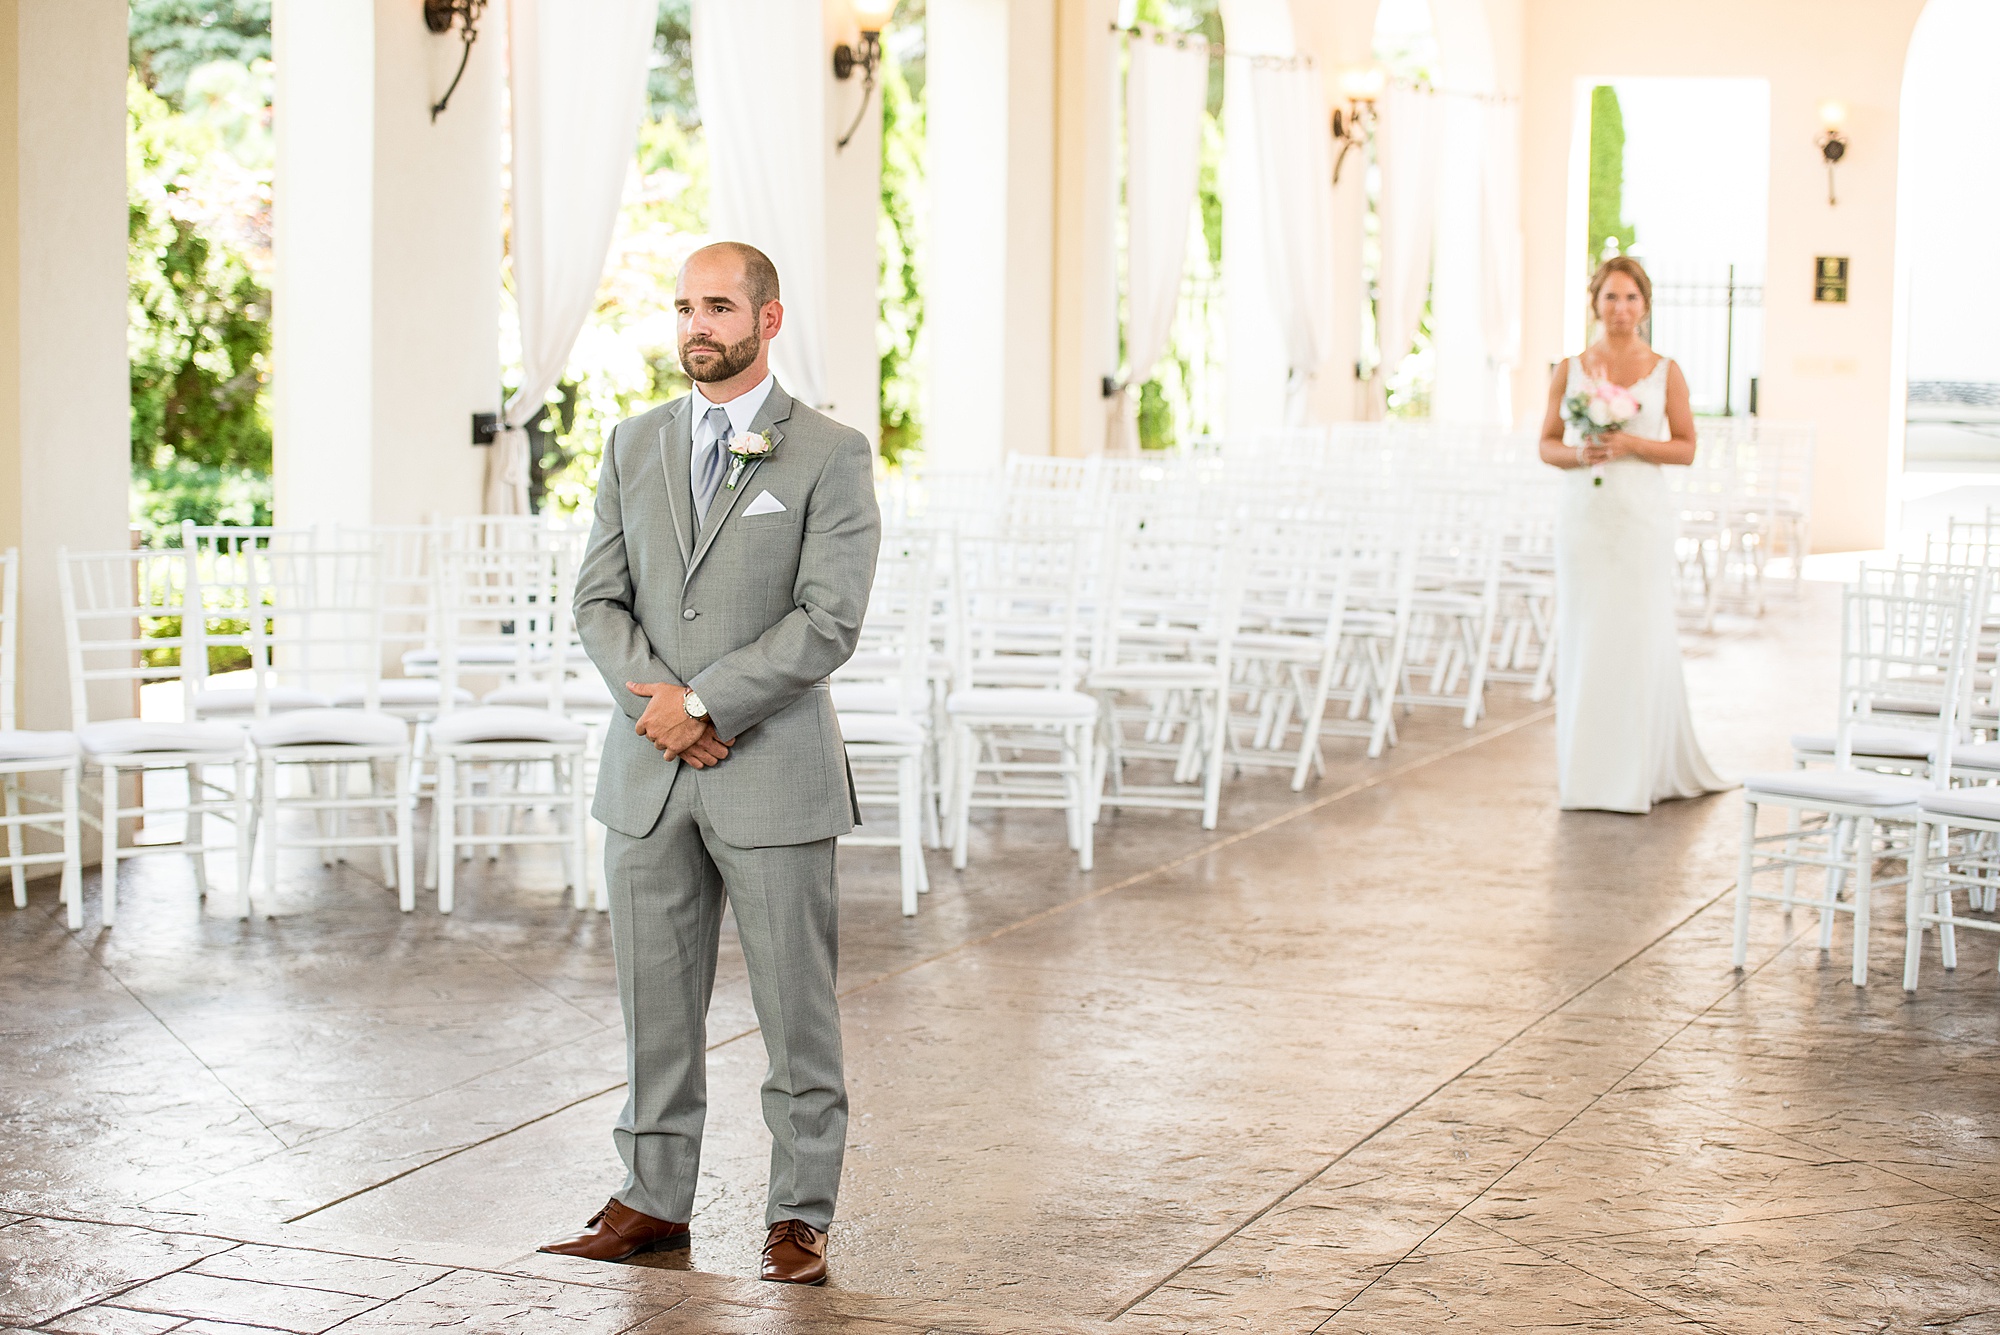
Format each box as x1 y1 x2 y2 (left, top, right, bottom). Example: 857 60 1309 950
6 582 2000 1333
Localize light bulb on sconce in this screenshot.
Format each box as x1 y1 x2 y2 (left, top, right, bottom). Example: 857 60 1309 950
833 0 898 150
1331 64 1385 185
1817 100 1849 206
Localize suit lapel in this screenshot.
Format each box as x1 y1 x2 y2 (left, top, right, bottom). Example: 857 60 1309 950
656 398 695 567
686 384 796 582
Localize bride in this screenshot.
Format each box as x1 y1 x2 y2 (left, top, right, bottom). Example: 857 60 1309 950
1537 256 1727 813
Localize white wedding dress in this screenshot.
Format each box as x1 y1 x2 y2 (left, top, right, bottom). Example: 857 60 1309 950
1554 355 1728 813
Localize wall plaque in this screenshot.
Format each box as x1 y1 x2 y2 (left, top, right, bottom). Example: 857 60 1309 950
1814 256 1850 303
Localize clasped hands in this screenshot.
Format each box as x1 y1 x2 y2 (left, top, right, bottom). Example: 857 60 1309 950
1576 431 1641 467
627 682 736 768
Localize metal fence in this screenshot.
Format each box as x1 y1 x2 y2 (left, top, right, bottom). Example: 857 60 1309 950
1649 265 1763 417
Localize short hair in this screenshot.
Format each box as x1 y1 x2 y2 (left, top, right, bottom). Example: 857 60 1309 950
1588 255 1651 315
691 241 781 312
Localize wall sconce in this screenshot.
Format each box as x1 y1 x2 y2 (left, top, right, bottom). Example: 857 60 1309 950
833 0 898 151
423 0 488 122
1817 100 1849 206
1331 65 1385 185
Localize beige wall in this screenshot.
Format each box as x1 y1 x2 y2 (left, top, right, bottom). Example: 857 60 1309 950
0 0 132 735
1518 0 1927 552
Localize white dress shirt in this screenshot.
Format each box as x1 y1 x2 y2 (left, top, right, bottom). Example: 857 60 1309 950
690 372 776 496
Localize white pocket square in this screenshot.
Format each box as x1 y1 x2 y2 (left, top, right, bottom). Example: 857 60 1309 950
742 490 787 517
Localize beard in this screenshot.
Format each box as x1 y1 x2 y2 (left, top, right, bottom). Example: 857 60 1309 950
678 328 762 383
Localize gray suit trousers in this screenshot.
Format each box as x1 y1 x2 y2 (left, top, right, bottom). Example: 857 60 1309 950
606 772 846 1230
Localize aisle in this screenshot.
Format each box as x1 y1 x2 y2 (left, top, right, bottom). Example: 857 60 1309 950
6 584 1998 1332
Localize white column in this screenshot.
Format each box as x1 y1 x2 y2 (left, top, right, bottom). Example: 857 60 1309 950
1429 0 1501 424
822 0 883 446
272 0 375 530
927 0 1055 472
1219 0 1295 438
0 0 132 735
370 0 501 525
1050 0 1119 459
1290 0 1383 422
275 1 502 530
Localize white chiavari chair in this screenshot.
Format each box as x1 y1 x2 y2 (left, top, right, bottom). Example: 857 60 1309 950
326 522 470 721
180 522 325 721
1087 511 1240 829
60 545 252 923
944 530 1099 872
240 546 417 910
1734 568 1980 986
836 530 939 914
424 545 593 913
0 549 83 925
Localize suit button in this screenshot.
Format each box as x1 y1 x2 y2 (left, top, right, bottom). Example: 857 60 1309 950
682 609 697 620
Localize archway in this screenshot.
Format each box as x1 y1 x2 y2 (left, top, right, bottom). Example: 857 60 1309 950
1899 0 2000 476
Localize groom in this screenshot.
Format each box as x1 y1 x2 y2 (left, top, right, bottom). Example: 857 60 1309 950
545 242 880 1285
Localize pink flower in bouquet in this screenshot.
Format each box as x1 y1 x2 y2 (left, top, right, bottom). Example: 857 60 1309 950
1587 380 1639 428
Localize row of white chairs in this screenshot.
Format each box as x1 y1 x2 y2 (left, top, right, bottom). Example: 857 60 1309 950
1732 558 2000 988
0 524 599 930
838 446 1573 898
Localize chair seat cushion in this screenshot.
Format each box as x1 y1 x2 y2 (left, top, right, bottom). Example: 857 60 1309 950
1918 787 2000 823
1088 662 1221 690
481 680 615 711
401 645 535 674
839 713 926 747
0 729 80 762
1743 770 1927 808
194 686 332 716
78 719 247 757
248 709 409 749
1951 741 2000 771
1790 725 1934 760
330 680 475 709
946 688 1098 722
844 649 952 680
829 682 906 714
428 706 589 747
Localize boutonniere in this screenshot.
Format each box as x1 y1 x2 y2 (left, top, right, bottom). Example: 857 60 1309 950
725 431 774 490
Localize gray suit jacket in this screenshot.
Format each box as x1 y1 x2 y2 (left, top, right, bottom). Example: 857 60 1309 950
573 382 881 847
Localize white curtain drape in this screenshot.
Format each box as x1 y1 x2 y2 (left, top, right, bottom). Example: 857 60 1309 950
1119 27 1209 451
692 0 828 410
1480 100 1524 385
1249 62 1337 425
1374 83 1444 394
495 0 656 514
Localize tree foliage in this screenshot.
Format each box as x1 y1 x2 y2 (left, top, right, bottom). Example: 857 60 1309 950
129 0 271 110
648 0 698 127
128 65 274 539
878 47 925 466
1588 85 1637 268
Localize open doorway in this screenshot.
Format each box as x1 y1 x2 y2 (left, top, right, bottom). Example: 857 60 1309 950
1566 78 1769 416
1900 0 2000 473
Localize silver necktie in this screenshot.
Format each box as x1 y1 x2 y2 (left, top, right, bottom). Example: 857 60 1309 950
694 405 731 523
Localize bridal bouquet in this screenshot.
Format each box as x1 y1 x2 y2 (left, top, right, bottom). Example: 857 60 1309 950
1562 377 1639 487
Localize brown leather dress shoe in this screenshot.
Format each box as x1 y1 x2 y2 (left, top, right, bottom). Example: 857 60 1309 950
760 1219 827 1284
538 1198 690 1261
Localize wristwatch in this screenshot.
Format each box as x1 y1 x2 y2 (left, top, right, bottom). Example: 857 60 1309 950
682 689 709 721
